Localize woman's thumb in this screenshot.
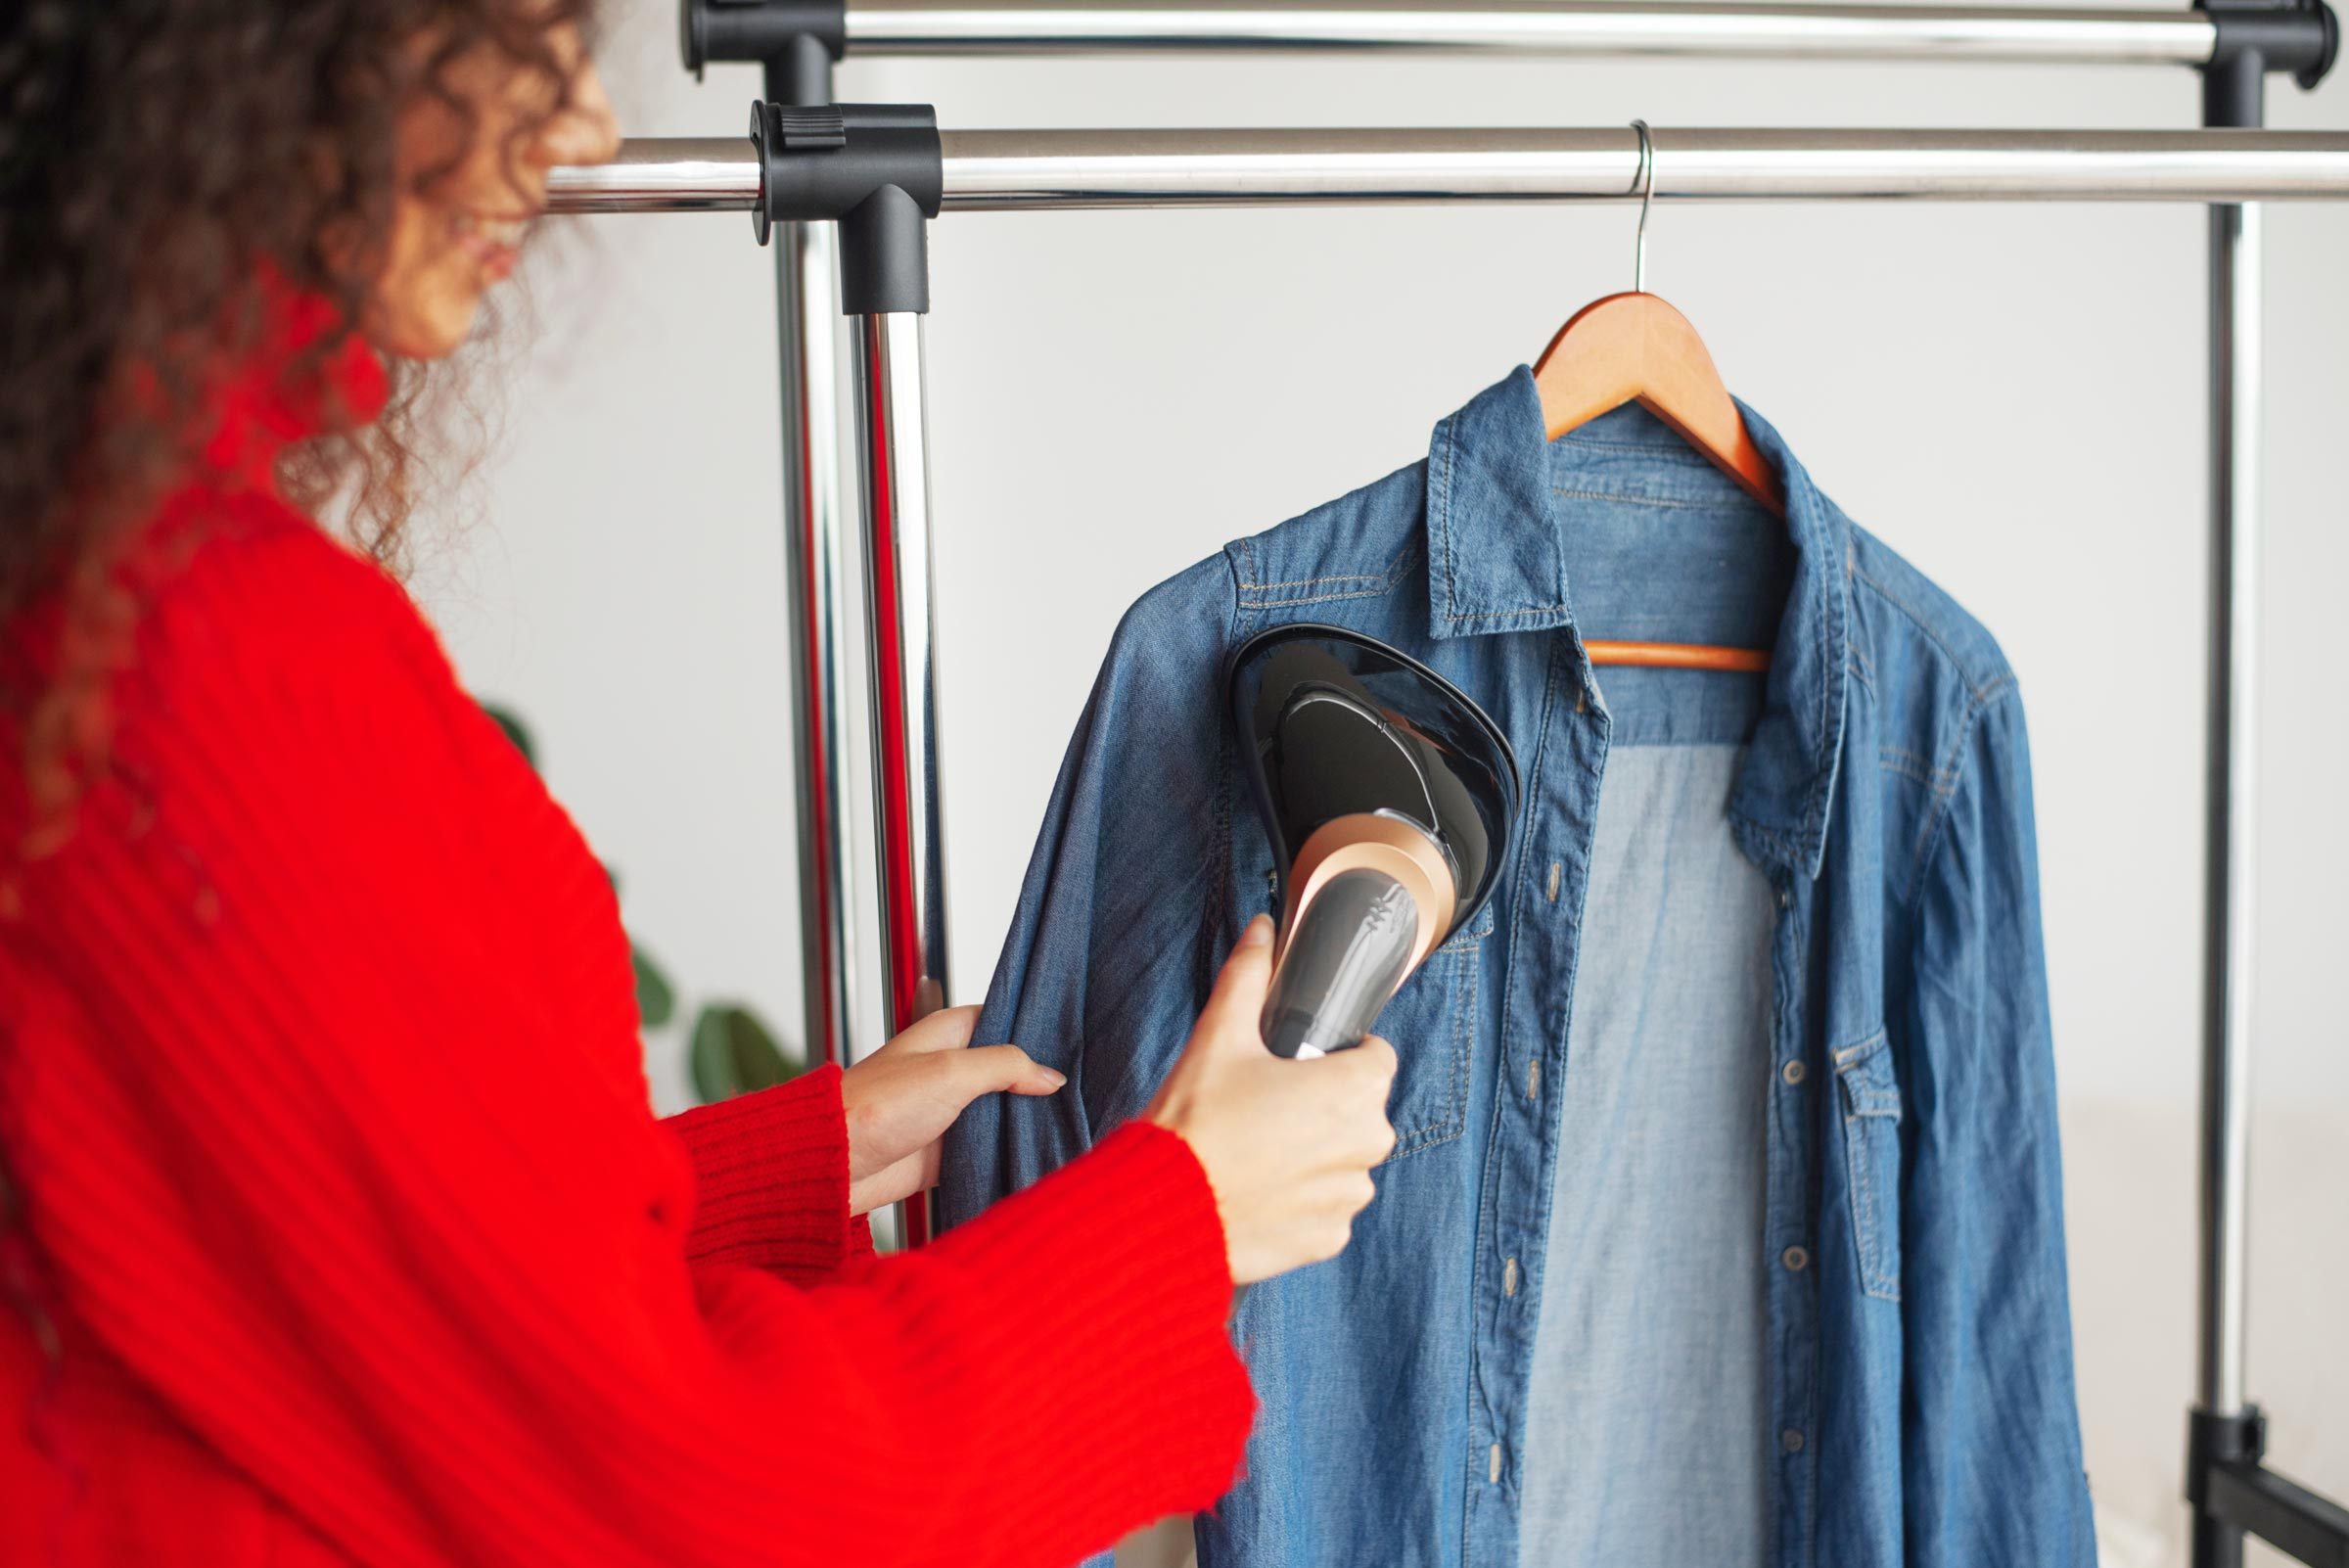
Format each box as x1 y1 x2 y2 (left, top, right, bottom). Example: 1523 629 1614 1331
1199 915 1277 1045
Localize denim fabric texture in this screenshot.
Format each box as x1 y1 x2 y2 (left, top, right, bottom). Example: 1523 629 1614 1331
1517 742 1776 1568
935 368 2095 1568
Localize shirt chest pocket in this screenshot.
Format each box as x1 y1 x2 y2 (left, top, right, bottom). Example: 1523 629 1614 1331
1364 902 1492 1162
1833 1028 1905 1303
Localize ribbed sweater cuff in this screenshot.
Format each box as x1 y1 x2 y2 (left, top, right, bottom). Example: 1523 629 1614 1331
923 1120 1255 1543
668 1065 854 1280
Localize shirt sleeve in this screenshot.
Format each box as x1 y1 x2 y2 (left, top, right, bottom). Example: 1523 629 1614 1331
933 557 1240 1234
1899 686 2096 1565
12 524 1253 1568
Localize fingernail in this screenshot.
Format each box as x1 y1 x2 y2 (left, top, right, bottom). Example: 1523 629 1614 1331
1039 1068 1068 1089
1240 914 1273 949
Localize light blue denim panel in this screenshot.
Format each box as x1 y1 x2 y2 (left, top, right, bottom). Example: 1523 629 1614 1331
1519 743 1773 1568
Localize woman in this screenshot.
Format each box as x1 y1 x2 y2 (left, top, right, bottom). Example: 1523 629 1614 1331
0 6 1402 1564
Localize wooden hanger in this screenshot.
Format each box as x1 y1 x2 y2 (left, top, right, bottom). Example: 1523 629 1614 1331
1534 122 1781 676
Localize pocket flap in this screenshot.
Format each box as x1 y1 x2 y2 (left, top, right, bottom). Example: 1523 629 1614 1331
1436 898 1497 952
1832 1030 1903 1121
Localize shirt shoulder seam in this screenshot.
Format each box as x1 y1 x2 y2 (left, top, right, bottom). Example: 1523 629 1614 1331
1907 676 2022 908
1849 562 2013 706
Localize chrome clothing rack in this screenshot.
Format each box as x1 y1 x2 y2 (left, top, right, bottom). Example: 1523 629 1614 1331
547 1 2344 1558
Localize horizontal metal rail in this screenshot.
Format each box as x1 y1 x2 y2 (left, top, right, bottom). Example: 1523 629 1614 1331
548 129 2349 213
550 138 765 211
840 0 2218 65
935 127 2349 205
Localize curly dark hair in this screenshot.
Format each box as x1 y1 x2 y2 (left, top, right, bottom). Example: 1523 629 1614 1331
0 0 596 846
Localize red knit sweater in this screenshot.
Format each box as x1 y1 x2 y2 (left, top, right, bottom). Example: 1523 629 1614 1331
0 315 1253 1566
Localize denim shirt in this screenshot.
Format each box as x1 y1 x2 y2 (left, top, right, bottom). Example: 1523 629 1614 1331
936 369 2094 1568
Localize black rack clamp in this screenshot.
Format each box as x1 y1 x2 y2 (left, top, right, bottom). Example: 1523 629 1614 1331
2201 0 2337 122
2188 1405 2270 1509
2188 1406 2349 1568
748 102 944 315
680 0 846 104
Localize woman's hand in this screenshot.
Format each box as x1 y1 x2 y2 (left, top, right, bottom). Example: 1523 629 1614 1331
1146 915 1400 1285
841 1005 1067 1216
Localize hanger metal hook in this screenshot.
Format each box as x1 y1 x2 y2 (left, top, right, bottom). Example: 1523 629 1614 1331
1630 118 1655 294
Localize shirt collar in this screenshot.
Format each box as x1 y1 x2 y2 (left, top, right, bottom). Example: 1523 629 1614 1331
1423 366 1851 880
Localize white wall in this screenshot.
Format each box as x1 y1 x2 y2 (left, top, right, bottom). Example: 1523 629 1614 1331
417 4 2349 1562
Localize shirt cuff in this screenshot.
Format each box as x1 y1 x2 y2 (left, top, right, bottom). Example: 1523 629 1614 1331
666 1065 857 1283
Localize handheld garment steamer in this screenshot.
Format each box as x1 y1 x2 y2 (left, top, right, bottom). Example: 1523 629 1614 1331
1227 624 1522 1059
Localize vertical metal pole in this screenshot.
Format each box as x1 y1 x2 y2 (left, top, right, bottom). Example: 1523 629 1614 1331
2192 48 2262 1568
853 310 951 1248
2200 194 2259 1420
764 49 859 1073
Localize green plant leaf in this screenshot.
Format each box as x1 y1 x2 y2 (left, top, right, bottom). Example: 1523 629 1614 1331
690 1004 803 1103
631 944 675 1030
482 703 538 771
